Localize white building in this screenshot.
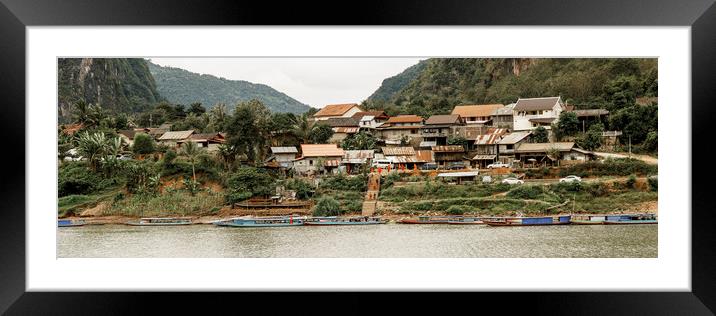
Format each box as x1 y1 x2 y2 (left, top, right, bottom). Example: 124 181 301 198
512 96 566 131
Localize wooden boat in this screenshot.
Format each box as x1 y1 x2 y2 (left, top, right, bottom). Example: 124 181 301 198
58 219 86 227
213 215 305 227
399 215 465 224
484 216 571 227
570 215 607 225
447 217 485 225
125 217 193 226
304 216 387 226
603 214 657 225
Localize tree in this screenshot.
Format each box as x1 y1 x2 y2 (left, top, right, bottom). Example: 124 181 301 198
603 76 638 111
578 122 604 151
76 131 108 171
313 196 341 216
447 135 469 150
187 102 206 116
341 131 377 150
225 100 272 165
132 133 156 154
556 111 580 137
292 113 313 144
642 131 657 152
309 123 334 144
179 141 205 185
225 167 275 204
532 126 549 143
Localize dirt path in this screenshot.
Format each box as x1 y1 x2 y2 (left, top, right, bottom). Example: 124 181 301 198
593 152 658 165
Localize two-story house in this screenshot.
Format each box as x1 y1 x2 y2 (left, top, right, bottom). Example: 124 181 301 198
375 115 424 147
420 114 465 147
311 103 364 122
512 96 565 131
452 104 504 125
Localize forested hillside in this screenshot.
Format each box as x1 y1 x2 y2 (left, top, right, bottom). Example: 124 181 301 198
363 58 657 117
148 62 312 114
58 58 163 122
366 60 428 102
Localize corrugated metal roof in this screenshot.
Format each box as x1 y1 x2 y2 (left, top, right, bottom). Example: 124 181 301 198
314 103 360 117
472 154 497 160
452 104 504 118
493 103 516 116
431 145 465 153
158 130 194 140
415 150 434 163
437 171 479 177
271 147 298 154
388 156 426 163
333 127 360 134
474 128 509 145
515 142 575 153
513 97 562 112
497 131 532 145
300 144 345 157
381 147 415 156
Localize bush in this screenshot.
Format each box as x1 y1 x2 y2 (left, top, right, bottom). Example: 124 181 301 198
647 176 658 191
284 178 315 200
559 159 656 178
382 172 401 188
132 133 156 154
586 182 609 197
313 196 341 216
58 162 120 196
625 174 637 189
550 181 584 193
319 174 367 191
506 185 545 199
225 167 275 203
446 205 479 215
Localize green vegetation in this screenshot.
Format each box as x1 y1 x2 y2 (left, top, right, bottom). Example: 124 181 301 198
58 58 162 123
147 61 311 114
367 60 428 102
225 167 276 204
313 196 342 216
109 190 224 217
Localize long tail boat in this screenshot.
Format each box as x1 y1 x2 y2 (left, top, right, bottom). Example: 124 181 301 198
213 215 305 227
484 216 571 227
603 214 657 225
58 219 86 227
125 217 193 226
304 216 387 226
399 215 466 224
571 215 607 225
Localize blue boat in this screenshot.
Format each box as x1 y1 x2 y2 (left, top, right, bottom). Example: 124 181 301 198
603 213 657 225
58 219 86 227
304 216 387 226
125 217 193 226
213 215 305 227
484 215 571 226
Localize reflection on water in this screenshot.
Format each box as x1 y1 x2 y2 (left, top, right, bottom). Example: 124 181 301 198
57 224 657 258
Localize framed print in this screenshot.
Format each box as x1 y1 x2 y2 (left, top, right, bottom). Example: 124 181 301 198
2 0 716 314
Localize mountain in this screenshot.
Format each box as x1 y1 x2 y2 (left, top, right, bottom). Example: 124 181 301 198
58 58 162 121
147 62 312 114
366 60 428 102
363 58 658 117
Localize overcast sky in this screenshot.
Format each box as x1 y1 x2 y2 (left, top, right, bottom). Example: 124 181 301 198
149 58 424 108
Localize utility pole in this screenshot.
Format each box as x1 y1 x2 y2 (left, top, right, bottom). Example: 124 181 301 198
149 113 153 128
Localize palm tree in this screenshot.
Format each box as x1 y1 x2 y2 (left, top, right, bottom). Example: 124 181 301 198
76 131 108 171
210 103 228 130
292 113 313 144
179 141 205 183
72 100 90 125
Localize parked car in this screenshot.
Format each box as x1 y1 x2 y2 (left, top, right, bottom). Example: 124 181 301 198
372 159 394 169
421 162 438 170
486 162 511 169
501 177 524 185
559 175 582 183
445 162 465 170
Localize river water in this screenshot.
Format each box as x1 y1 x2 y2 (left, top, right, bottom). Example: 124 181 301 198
57 223 657 258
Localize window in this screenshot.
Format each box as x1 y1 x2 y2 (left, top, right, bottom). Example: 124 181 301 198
309 160 313 166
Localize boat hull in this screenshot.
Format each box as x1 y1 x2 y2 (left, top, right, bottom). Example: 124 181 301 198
58 223 85 227
447 221 485 225
484 221 571 227
214 222 304 227
603 220 658 225
570 220 604 225
125 222 193 226
304 221 386 226
398 220 450 224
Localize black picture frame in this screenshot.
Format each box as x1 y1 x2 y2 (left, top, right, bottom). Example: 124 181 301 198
1 0 714 314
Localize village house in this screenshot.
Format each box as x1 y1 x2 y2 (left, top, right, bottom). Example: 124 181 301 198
452 104 504 126
310 103 364 122
381 146 426 170
471 128 510 168
325 117 360 144
265 146 299 169
512 96 566 131
514 142 594 167
342 149 374 174
421 114 465 147
431 145 467 167
570 108 610 133
352 111 389 130
496 131 532 164
375 115 424 147
491 103 516 129
293 144 345 175
157 130 195 148
116 129 147 147
176 132 226 152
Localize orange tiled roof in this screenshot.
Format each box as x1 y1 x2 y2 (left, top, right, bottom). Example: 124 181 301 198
385 115 423 124
452 104 504 118
313 103 361 117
